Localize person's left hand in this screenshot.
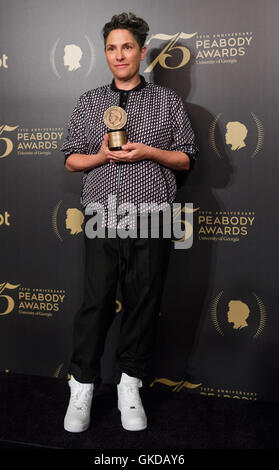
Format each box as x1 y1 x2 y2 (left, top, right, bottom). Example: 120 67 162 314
108 142 150 163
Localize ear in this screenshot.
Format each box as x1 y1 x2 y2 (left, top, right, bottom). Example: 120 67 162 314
140 45 147 61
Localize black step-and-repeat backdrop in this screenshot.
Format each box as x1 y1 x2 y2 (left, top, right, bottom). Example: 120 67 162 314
1 0 279 403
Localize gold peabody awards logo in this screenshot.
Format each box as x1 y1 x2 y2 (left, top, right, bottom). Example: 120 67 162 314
209 112 264 159
144 31 252 72
195 32 253 65
50 36 95 78
0 125 63 158
210 291 267 339
197 209 256 243
150 377 257 401
0 282 66 318
52 200 85 241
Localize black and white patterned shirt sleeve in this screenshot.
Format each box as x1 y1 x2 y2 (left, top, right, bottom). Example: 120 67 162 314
60 95 89 162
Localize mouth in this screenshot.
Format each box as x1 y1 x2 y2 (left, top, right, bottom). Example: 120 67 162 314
115 64 129 68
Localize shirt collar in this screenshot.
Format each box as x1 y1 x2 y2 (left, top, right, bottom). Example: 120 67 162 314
110 75 146 93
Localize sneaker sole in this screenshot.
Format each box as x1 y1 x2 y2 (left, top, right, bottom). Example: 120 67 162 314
64 420 90 433
118 405 147 431
121 422 147 431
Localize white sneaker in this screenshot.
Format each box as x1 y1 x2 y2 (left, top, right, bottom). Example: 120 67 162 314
117 372 147 431
64 375 94 433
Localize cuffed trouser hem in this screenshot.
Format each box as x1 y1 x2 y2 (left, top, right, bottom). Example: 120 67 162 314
69 363 147 387
68 364 101 388
112 366 147 386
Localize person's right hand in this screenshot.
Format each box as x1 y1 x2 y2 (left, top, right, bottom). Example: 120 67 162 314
99 133 111 163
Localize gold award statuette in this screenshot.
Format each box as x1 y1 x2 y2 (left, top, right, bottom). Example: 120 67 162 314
103 106 128 150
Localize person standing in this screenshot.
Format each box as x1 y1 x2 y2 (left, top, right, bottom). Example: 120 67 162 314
60 12 198 433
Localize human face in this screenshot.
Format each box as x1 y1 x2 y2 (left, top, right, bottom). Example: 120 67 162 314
105 29 146 84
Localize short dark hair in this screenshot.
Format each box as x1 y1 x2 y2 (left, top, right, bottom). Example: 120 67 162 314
102 12 149 49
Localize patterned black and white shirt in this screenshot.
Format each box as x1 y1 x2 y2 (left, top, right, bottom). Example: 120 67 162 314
60 75 198 227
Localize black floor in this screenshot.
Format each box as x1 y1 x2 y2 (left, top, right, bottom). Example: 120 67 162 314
1 372 279 450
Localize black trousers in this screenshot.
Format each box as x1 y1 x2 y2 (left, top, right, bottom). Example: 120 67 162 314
69 212 172 386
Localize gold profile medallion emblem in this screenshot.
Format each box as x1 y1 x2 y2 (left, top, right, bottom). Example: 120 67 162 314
103 106 128 150
104 106 127 130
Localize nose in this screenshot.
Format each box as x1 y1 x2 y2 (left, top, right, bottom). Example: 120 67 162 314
116 48 125 61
